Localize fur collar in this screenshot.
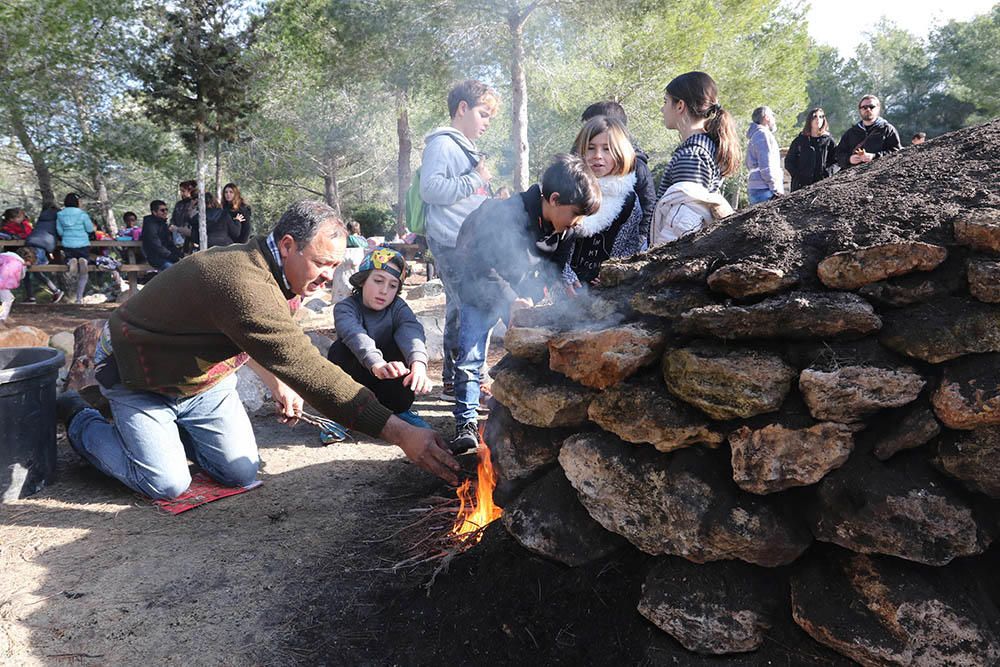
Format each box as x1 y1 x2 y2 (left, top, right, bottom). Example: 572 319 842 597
575 171 637 237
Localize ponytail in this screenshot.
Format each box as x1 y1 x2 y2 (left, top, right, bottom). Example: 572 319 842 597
705 107 741 177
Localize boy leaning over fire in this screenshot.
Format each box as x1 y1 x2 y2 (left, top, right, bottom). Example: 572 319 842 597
447 153 601 453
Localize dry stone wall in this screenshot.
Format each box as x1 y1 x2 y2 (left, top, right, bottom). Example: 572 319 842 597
484 120 1000 663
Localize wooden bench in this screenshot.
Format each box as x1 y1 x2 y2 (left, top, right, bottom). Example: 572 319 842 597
0 239 153 292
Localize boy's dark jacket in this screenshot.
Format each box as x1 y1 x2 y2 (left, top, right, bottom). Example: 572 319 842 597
454 184 572 316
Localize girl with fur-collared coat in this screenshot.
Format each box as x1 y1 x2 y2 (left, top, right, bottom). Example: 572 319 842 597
563 116 643 288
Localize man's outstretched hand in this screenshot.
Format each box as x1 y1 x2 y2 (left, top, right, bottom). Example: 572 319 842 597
382 416 460 485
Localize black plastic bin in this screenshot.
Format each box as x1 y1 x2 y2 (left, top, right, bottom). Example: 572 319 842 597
1 347 65 502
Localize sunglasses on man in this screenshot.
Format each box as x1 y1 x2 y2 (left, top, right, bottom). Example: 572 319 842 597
859 104 878 110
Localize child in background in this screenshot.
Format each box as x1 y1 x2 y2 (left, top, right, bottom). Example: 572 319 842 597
0 247 36 326
1 208 32 239
327 247 432 428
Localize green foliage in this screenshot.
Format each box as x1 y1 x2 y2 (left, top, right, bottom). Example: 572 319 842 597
350 204 396 238
934 5 1000 123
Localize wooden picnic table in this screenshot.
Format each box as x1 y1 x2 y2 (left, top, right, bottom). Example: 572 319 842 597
0 238 151 292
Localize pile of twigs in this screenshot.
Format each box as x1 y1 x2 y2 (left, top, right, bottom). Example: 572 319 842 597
362 494 492 590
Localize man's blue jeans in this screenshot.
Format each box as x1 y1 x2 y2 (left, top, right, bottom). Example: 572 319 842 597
453 303 502 425
427 237 492 386
748 188 774 205
68 373 258 499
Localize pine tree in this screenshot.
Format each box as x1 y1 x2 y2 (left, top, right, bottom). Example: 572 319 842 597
135 0 257 250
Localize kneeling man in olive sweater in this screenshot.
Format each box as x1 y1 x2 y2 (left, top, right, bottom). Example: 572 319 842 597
58 200 459 498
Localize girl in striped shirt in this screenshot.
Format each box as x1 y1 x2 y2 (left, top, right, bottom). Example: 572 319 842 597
652 71 741 246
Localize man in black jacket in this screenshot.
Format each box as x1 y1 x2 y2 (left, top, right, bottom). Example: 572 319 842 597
142 200 181 270
835 95 902 170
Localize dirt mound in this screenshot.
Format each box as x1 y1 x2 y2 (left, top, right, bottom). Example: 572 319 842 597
611 119 1000 290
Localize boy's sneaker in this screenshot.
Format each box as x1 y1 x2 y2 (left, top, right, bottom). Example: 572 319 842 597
24 297 37 303
52 290 64 303
450 421 479 455
438 382 455 401
396 409 431 429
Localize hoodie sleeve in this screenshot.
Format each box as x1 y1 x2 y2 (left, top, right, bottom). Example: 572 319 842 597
419 135 484 206
762 130 784 193
632 158 656 243
835 129 856 170
391 299 428 367
784 135 802 175
334 298 384 371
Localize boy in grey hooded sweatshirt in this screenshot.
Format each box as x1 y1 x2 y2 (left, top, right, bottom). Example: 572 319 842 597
419 79 499 397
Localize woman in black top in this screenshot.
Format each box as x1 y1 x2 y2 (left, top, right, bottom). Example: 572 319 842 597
222 182 252 243
190 192 241 248
785 107 839 191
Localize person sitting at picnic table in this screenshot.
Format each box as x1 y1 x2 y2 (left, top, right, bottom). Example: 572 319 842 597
22 205 64 303
56 193 95 304
346 220 368 248
56 200 460 501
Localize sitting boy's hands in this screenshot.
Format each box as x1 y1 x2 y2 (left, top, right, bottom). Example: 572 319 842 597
403 361 432 394
372 360 409 380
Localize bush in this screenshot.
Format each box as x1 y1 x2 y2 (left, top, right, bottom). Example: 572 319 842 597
350 204 395 238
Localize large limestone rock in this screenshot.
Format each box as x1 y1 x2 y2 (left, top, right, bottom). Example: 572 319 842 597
931 354 1000 429
798 365 925 423
706 262 796 299
0 325 49 349
967 258 1000 303
873 405 941 461
330 246 365 302
559 433 812 566
48 331 75 370
490 357 597 428
808 450 991 565
405 278 444 300
880 297 1000 363
501 468 625 567
483 401 572 505
638 558 779 655
816 242 948 290
936 427 1000 498
791 549 1000 667
630 285 714 319
677 292 881 340
661 345 796 420
547 323 666 390
954 216 1000 254
588 377 723 452
729 422 854 494
502 326 555 363
65 319 105 392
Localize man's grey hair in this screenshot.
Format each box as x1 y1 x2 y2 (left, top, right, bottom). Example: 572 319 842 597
751 106 773 125
271 201 346 247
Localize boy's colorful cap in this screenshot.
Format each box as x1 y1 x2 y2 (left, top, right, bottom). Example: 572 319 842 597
349 246 406 287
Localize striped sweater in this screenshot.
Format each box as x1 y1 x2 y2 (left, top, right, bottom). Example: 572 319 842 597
656 133 723 198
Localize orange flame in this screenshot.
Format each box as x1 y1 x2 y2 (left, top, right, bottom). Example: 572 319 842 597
451 429 503 543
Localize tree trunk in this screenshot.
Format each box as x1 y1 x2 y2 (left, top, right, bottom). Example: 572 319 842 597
196 132 208 251
396 88 412 236
214 136 222 201
509 11 530 192
92 171 118 235
8 104 56 208
323 153 341 217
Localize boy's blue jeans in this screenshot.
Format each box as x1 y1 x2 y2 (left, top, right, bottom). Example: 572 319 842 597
453 303 503 425
748 188 774 205
68 373 259 499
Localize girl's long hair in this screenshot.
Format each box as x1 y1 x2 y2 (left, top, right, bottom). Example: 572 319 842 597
665 71 741 177
572 116 636 176
801 107 829 136
223 182 244 210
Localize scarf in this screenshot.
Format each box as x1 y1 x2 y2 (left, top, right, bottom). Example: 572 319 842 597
575 171 637 237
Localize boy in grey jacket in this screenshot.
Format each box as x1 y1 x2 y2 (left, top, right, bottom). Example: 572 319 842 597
327 247 432 427
420 79 499 398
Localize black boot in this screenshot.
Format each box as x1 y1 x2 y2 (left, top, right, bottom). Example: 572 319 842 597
56 390 94 432
449 421 479 455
